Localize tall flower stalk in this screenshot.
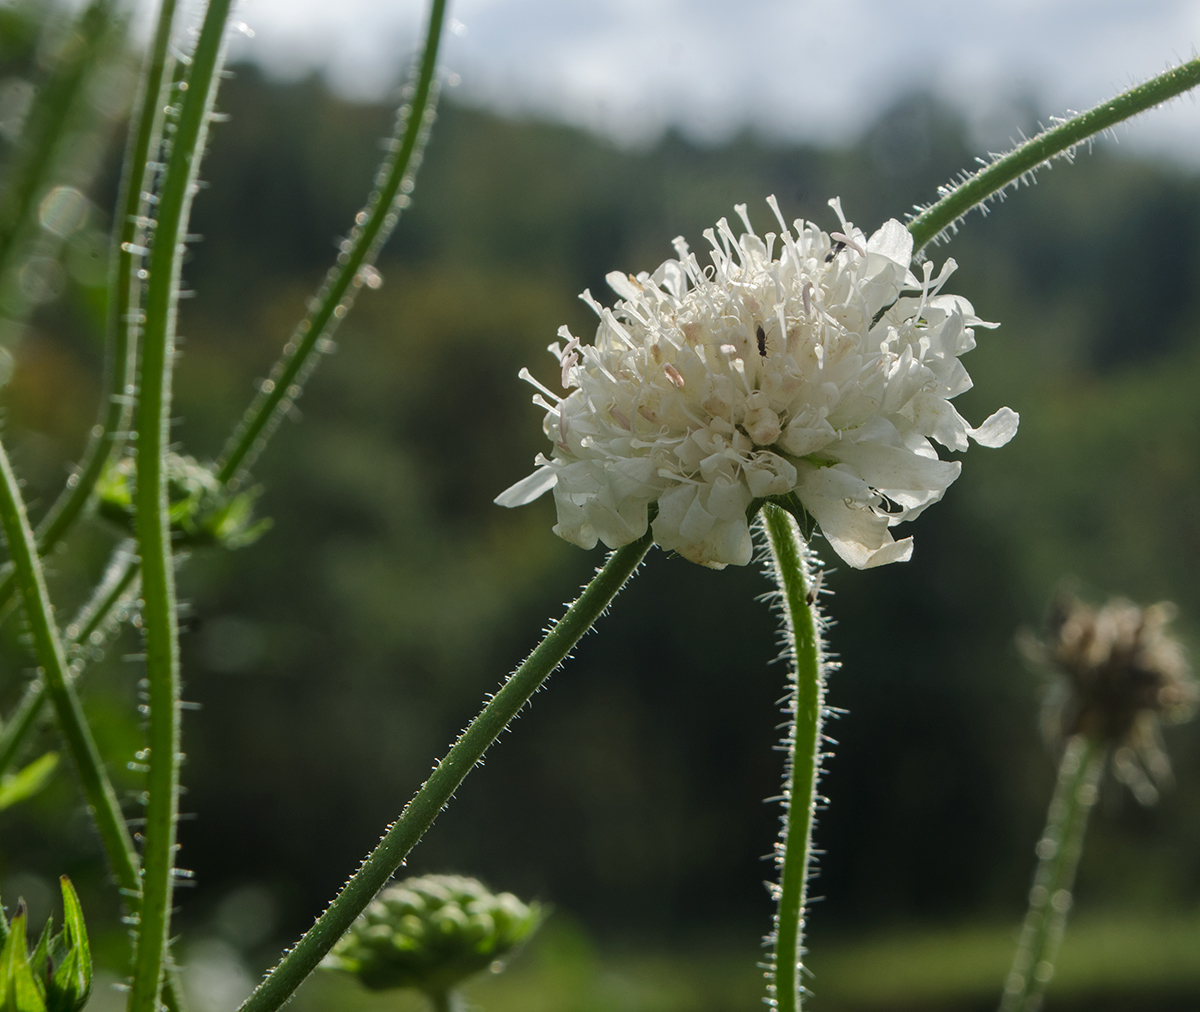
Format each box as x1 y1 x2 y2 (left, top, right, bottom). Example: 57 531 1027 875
216 0 448 488
27 0 180 554
128 0 234 1008
761 504 828 1012
0 434 184 1012
238 531 652 1012
1000 735 1105 1012
1001 594 1196 1011
908 58 1200 253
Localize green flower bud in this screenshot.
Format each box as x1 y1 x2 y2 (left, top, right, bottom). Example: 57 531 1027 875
0 877 93 1012
322 875 541 996
96 452 270 549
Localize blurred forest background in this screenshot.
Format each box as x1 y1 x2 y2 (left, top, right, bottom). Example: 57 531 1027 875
2 4 1200 1011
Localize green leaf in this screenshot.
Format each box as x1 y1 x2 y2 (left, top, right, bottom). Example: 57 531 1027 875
1 906 47 1012
0 754 58 813
45 879 90 1012
26 919 50 1000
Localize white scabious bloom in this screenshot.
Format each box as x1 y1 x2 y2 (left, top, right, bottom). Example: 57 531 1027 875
496 197 1018 570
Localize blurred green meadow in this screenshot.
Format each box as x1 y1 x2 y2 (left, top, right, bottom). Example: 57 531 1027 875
2 5 1200 1009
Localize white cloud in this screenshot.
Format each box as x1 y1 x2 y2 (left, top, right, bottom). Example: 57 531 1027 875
215 0 1200 162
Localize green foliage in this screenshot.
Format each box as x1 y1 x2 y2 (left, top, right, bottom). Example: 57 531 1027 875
323 875 541 996
0 879 91 1012
96 452 270 549
0 754 57 813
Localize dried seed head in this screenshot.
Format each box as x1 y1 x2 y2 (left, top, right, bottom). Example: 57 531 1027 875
1025 591 1197 804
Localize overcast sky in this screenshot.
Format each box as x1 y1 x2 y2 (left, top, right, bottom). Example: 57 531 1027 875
203 0 1200 163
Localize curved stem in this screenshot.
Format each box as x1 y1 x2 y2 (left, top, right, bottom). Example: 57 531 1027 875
908 58 1200 255
238 531 653 1012
0 449 183 1012
129 1 234 1009
0 545 140 780
31 0 179 553
0 678 47 782
0 433 142 934
999 735 1105 1012
216 0 447 488
65 540 142 648
761 504 826 1012
0 0 178 620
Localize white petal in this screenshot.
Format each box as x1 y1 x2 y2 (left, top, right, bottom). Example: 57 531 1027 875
744 452 798 498
909 392 970 452
860 536 915 568
832 439 961 493
586 498 649 548
968 407 1020 448
606 271 643 302
695 517 753 568
705 474 753 520
551 500 598 550
653 484 699 551
779 418 837 457
494 465 557 507
795 462 914 569
865 219 913 267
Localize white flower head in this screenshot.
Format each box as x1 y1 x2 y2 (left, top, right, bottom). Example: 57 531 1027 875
497 197 1018 570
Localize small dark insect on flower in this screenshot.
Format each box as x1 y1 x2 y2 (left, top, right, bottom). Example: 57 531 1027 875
806 570 824 606
756 324 767 357
824 240 847 263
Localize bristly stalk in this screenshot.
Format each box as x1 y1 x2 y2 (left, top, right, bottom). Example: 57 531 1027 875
907 58 1200 256
128 1 234 1009
31 0 180 553
0 542 140 780
0 433 141 903
237 530 653 1012
999 735 1105 1012
760 503 828 1012
0 434 184 1012
0 0 445 790
216 0 448 488
0 0 178 617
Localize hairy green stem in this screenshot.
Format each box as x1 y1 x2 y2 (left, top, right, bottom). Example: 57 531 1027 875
32 0 180 554
0 0 442 638
129 1 233 1008
0 443 182 1012
1000 735 1105 1012
908 58 1200 255
238 531 653 1012
0 433 142 929
761 504 826 1012
216 0 447 487
0 544 140 780
0 677 47 782
66 540 141 648
0 0 177 617
0 0 441 825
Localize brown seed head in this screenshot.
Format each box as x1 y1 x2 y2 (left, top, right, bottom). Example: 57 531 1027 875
1024 591 1196 804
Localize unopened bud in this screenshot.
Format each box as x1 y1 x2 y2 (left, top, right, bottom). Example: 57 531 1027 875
322 874 541 996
